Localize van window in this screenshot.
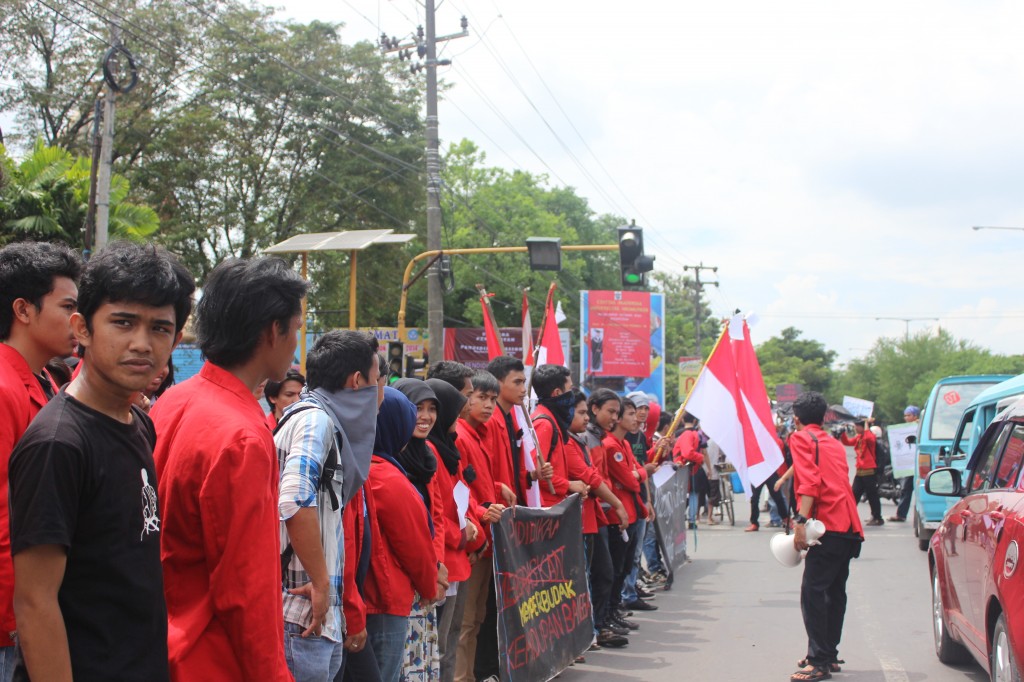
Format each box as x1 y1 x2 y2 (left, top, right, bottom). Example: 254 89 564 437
930 383 997 441
993 424 1024 489
951 408 977 457
968 423 1012 493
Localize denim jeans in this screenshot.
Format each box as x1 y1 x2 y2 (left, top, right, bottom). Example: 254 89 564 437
0 645 14 682
284 622 344 682
366 613 411 682
642 519 664 573
621 518 647 603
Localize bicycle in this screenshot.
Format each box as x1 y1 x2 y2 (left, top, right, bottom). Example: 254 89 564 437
711 462 735 526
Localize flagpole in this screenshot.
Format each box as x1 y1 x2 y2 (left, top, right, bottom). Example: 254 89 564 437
523 281 557 495
651 320 730 465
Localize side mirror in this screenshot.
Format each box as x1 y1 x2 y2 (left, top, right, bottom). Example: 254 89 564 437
925 467 963 497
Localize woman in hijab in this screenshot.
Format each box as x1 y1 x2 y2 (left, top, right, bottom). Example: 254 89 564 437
393 378 447 682
363 387 442 682
423 379 483 682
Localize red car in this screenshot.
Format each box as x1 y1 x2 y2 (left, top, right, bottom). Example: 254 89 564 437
926 400 1024 681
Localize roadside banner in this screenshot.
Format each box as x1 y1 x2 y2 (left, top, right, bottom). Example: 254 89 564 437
492 495 592 682
887 422 918 478
842 395 875 419
652 464 689 584
677 356 702 401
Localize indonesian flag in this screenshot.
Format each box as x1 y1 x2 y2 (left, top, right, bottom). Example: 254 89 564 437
685 314 784 497
522 290 535 365
536 283 565 367
480 292 504 359
512 405 543 508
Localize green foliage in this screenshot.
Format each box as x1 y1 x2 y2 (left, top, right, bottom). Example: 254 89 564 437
832 329 1024 423
757 326 837 398
0 140 157 247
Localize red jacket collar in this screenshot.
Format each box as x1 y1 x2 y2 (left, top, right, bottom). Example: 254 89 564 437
198 361 266 422
0 343 47 410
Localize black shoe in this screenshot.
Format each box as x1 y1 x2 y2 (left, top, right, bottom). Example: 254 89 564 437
636 587 656 599
596 629 628 648
624 599 658 611
688 522 697 529
606 622 630 636
610 613 639 630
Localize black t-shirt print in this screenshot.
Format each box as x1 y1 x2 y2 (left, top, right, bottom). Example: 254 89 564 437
9 390 169 682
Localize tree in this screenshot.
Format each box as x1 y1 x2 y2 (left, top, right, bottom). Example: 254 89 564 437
0 140 158 246
833 329 1024 423
757 327 837 398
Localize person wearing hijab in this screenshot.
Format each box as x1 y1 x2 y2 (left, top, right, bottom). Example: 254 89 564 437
393 379 447 682
363 387 444 682
424 379 484 682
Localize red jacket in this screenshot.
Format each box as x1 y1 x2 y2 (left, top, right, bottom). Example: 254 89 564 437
0 344 49 646
565 436 606 534
587 431 612 527
603 432 649 524
532 405 571 506
672 429 703 467
427 442 471 583
792 425 864 538
151 362 290 682
342 486 375 636
363 456 438 616
485 408 519 501
841 430 877 471
456 419 496 557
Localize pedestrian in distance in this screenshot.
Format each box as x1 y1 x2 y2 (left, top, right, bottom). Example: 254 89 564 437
152 256 308 681
789 391 864 682
9 242 193 681
0 240 81 682
840 419 884 526
889 405 920 522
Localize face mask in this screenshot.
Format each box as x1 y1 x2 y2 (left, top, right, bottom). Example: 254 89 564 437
541 390 577 424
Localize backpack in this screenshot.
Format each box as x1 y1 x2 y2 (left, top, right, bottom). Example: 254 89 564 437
273 402 342 578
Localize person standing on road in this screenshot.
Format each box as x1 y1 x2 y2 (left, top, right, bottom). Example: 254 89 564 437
789 391 864 682
841 419 883 526
889 406 919 522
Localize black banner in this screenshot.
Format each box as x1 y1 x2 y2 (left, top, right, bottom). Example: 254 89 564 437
653 464 690 585
491 495 592 682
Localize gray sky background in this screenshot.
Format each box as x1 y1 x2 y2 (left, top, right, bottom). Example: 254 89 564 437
280 0 1024 364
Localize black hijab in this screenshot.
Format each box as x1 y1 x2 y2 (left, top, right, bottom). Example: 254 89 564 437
426 378 468 476
392 379 439 511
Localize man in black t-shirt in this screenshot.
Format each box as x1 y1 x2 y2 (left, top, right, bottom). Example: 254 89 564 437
8 242 193 681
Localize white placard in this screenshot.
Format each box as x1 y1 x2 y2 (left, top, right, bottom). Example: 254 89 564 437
886 422 918 479
652 463 675 489
843 396 875 419
453 481 470 530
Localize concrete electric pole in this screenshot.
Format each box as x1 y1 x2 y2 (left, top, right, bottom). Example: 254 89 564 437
382 12 468 354
683 262 719 358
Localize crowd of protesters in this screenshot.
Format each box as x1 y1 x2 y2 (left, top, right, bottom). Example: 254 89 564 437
0 240 717 682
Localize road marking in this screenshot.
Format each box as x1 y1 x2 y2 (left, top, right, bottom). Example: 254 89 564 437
854 598 911 682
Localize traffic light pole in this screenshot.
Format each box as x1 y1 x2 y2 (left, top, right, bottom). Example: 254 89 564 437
397 244 618 338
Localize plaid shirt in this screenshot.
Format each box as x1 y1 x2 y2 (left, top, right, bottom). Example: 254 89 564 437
275 398 345 642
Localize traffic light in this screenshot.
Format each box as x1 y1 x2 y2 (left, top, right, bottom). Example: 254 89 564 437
387 341 404 382
618 224 655 287
405 354 427 378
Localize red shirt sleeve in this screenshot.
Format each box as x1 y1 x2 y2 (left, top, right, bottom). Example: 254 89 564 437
372 474 438 601
673 431 703 466
533 417 570 501
342 492 367 635
791 431 821 501
605 439 641 492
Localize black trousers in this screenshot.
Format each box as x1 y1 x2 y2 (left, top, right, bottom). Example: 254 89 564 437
801 534 860 666
338 645 383 682
607 520 640 611
473 573 499 681
852 474 882 521
585 528 614 629
749 472 790 527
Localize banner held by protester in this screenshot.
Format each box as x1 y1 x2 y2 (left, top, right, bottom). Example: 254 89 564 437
492 495 592 682
652 464 690 586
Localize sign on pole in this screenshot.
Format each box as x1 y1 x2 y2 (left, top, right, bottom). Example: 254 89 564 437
842 395 875 419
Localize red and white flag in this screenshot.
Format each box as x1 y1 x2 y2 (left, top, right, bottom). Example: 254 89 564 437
522 290 535 365
685 314 784 496
536 283 565 367
480 292 504 359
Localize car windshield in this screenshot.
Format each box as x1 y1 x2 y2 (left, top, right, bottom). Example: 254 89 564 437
930 383 1000 441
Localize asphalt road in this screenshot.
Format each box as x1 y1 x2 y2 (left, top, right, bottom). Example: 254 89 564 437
559 495 992 682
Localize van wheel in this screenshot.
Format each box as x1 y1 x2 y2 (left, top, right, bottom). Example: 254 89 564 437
932 571 970 664
992 613 1021 682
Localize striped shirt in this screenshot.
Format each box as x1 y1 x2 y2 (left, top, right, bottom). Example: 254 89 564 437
275 398 345 642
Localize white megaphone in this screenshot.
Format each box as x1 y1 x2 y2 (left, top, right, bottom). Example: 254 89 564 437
770 519 826 568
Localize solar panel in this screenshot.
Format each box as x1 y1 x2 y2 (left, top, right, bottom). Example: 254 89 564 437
264 229 417 253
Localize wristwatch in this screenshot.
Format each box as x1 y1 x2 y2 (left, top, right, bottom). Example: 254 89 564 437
793 513 808 525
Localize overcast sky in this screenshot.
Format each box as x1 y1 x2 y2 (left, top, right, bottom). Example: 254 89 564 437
278 0 1024 365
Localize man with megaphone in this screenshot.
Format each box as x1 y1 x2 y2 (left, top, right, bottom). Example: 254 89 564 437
787 392 864 682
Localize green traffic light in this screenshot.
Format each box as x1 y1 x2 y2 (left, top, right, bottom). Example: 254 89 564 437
624 272 642 284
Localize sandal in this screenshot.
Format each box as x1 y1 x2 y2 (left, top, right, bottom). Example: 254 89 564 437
790 665 832 682
796 659 843 672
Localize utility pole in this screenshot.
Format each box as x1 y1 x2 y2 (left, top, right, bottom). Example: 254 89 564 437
683 262 719 358
875 316 939 341
382 13 468 354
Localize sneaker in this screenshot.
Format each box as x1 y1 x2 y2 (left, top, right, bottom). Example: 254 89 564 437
624 599 658 611
648 570 668 585
636 587 656 599
866 518 884 526
687 522 697 530
610 613 639 630
744 524 759 532
596 629 628 648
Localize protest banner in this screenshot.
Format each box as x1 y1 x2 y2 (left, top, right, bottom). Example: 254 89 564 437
443 327 571 370
886 422 919 478
492 495 592 682
652 464 689 587
842 395 875 419
677 356 702 401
